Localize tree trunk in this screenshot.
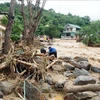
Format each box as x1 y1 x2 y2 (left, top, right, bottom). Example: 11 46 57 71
27 0 46 45
20 0 27 40
3 0 16 54
64 84 100 93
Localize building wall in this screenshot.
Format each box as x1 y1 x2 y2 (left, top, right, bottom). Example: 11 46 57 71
66 27 76 32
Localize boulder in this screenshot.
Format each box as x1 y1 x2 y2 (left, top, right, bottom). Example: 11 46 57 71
0 91 3 98
74 57 88 62
74 76 96 85
20 81 44 100
63 62 75 71
91 66 100 73
78 61 91 70
73 68 90 77
64 93 78 100
45 73 68 89
0 81 15 95
64 71 73 77
41 83 51 93
64 92 95 100
45 75 53 85
52 65 64 71
59 56 73 62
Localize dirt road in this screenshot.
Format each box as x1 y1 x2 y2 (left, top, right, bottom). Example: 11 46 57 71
44 39 100 66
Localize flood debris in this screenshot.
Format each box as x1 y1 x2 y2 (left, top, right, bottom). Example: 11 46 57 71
0 41 100 100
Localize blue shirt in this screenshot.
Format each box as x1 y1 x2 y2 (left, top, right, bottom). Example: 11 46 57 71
49 47 57 53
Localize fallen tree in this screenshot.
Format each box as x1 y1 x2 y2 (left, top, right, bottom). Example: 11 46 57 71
64 84 100 93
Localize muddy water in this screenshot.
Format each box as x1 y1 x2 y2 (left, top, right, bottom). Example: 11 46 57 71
45 39 100 66
49 94 64 100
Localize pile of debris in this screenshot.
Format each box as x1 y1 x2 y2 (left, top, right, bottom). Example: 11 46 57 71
0 42 100 100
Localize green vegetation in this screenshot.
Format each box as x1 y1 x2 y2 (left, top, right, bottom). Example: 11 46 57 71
79 21 100 46
0 2 100 46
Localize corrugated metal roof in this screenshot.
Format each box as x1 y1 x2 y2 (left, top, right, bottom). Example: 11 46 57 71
65 23 81 29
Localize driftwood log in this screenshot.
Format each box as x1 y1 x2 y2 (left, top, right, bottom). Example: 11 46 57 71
64 84 100 93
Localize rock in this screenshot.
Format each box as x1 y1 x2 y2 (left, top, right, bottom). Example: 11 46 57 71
90 96 100 100
45 73 68 89
54 75 67 90
41 83 51 93
82 91 97 98
0 99 4 100
78 61 91 70
74 57 88 62
59 56 73 62
74 76 96 85
63 62 75 71
20 81 44 100
64 92 93 100
91 66 100 73
74 92 92 99
73 68 90 77
0 91 3 98
52 65 64 71
0 81 15 95
64 71 73 77
45 75 53 85
64 93 78 100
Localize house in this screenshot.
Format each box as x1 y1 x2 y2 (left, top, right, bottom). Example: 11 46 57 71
61 23 81 39
0 15 6 49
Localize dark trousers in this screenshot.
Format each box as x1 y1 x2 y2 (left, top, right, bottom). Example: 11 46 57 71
49 52 57 58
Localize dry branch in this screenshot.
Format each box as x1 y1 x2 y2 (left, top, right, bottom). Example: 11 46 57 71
46 60 58 70
0 62 7 70
64 84 100 93
13 59 38 68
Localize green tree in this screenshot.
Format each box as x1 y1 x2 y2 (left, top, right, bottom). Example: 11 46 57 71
44 25 60 38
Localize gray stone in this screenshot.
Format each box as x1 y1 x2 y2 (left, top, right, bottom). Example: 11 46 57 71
41 83 51 93
64 93 78 100
59 56 73 62
20 81 44 100
74 57 88 62
78 61 91 70
74 76 96 85
73 68 90 77
64 92 93 100
52 65 64 71
0 91 3 98
0 81 15 95
82 91 97 98
63 62 75 71
64 71 73 77
90 96 100 100
45 75 53 85
91 66 100 73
